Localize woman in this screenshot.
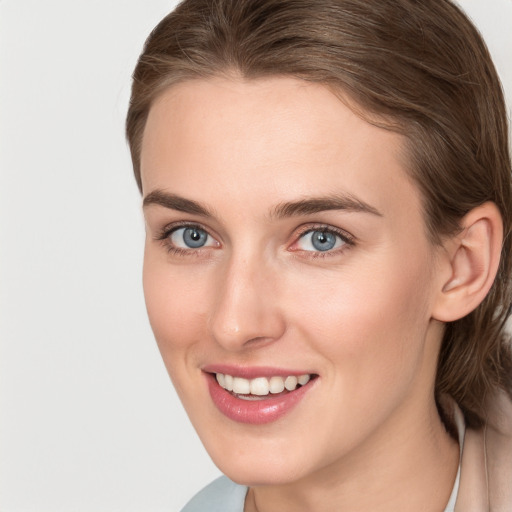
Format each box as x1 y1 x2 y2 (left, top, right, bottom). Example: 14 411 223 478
126 0 512 510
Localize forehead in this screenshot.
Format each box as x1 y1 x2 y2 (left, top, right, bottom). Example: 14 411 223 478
141 77 423 227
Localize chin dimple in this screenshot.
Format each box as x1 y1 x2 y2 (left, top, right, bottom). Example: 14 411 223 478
215 373 311 396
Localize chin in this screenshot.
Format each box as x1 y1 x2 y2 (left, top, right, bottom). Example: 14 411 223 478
218 458 308 487
201 432 315 487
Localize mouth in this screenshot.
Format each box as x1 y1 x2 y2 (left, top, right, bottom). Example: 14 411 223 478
203 368 318 424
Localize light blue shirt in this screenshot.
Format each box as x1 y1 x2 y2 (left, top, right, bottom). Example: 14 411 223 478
181 476 247 512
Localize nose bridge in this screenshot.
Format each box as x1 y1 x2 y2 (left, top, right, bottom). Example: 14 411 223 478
209 246 284 350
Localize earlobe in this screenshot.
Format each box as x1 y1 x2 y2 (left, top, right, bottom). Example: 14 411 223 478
432 202 503 322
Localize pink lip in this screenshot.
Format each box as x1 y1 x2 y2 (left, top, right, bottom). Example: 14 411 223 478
202 364 312 379
203 369 317 425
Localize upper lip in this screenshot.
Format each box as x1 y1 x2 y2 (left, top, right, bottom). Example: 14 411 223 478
202 364 315 379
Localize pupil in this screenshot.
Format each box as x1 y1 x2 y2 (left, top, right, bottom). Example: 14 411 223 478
312 231 336 251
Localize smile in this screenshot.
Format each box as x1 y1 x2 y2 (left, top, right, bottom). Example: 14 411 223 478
204 368 318 424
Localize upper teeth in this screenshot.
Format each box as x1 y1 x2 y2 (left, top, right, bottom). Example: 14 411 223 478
216 373 311 395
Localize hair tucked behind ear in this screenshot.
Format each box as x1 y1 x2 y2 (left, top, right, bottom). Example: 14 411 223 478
126 0 512 427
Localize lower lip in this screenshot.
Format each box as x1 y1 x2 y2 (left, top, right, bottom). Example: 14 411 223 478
205 373 315 424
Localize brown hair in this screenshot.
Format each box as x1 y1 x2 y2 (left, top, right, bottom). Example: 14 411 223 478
126 0 512 427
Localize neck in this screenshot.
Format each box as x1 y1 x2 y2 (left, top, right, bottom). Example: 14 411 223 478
245 398 459 512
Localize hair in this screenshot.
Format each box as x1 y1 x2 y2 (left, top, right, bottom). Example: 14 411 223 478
126 0 512 428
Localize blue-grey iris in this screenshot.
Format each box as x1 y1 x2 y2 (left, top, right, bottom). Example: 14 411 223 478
183 227 208 248
311 231 336 251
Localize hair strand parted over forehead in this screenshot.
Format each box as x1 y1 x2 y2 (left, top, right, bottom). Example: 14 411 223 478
126 0 512 427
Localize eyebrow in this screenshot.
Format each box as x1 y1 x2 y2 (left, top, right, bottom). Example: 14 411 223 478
143 190 215 217
143 189 382 219
270 195 382 219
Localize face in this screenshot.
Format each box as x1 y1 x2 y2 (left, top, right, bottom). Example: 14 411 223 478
141 77 447 485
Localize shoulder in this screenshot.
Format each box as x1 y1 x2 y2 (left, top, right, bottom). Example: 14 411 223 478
455 390 512 511
180 476 248 512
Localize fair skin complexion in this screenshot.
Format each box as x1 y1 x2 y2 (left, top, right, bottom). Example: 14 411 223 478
140 76 471 511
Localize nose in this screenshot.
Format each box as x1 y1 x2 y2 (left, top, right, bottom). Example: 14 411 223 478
208 252 286 351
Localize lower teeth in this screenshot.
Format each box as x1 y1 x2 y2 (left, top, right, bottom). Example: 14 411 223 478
235 394 269 401
232 386 301 400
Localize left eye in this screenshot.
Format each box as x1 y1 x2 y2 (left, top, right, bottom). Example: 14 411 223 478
296 229 346 252
168 226 215 249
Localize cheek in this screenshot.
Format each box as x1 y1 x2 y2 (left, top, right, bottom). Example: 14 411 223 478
142 254 217 408
285 254 434 382
275 258 436 457
142 249 210 356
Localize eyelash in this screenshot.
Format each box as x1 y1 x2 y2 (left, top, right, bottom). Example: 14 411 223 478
156 222 355 258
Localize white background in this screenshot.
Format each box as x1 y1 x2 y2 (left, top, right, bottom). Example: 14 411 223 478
0 1 511 511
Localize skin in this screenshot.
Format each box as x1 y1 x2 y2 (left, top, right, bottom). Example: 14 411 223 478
140 77 459 511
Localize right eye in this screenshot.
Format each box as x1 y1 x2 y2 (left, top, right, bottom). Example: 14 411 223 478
167 226 217 249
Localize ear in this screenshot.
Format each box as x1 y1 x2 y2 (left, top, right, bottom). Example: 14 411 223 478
432 202 503 322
